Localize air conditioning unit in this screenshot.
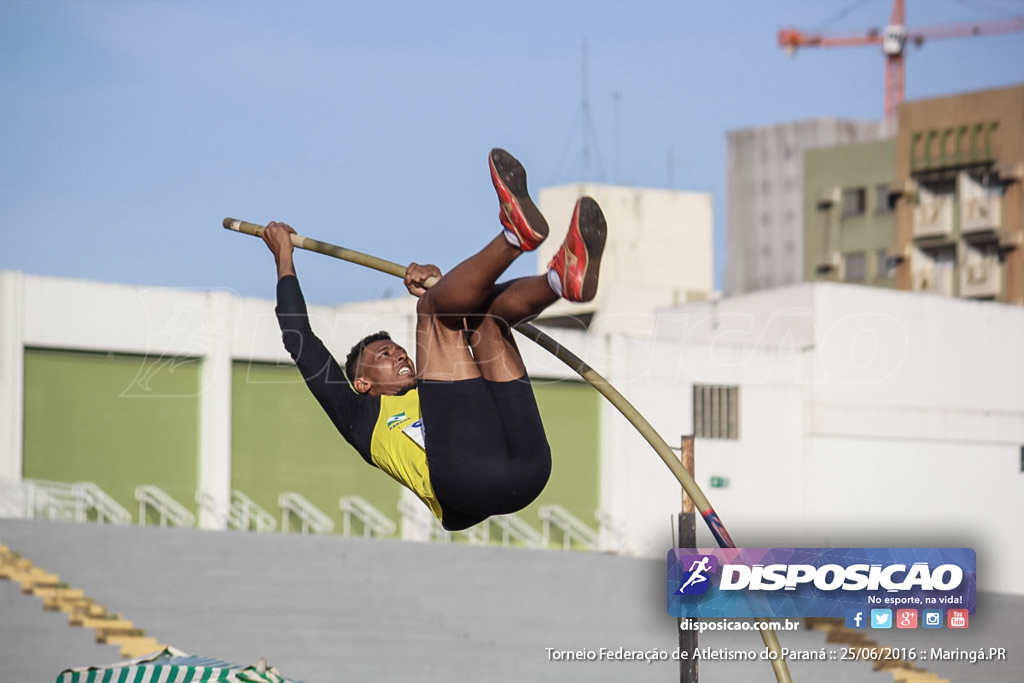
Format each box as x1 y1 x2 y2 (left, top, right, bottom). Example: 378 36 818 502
815 250 841 274
886 243 911 264
816 187 841 211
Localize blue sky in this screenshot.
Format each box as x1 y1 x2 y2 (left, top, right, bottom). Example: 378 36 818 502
2 0 1022 304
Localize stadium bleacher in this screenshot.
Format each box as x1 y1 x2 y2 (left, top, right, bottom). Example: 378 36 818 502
2 519 1022 683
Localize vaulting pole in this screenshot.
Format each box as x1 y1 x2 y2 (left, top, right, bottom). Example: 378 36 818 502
223 217 793 682
678 436 698 683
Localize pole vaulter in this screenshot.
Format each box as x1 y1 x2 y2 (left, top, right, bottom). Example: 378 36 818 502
222 215 794 683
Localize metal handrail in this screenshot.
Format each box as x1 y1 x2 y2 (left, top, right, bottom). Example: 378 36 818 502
396 500 488 544
0 480 37 519
339 496 395 538
73 482 131 525
397 499 450 542
21 479 130 525
278 492 334 534
397 499 443 540
489 513 544 549
594 508 629 555
24 479 85 521
538 504 599 551
195 490 230 527
231 490 276 532
135 485 195 528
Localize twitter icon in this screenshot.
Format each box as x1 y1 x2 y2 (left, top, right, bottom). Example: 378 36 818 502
870 609 892 629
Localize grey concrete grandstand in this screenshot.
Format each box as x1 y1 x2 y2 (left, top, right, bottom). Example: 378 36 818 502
1 520 1021 682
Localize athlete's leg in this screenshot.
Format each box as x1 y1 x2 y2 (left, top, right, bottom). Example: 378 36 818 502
415 149 548 382
418 154 608 530
462 276 556 382
444 197 609 521
466 196 608 382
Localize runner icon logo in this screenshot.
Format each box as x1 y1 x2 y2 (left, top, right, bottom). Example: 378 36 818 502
677 555 718 596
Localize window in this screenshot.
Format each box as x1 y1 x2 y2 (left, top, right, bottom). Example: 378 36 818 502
693 385 739 440
844 252 866 282
842 187 866 216
875 183 893 212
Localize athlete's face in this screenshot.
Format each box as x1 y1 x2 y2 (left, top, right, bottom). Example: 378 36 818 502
354 339 416 396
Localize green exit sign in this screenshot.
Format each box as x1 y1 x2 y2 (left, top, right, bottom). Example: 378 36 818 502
709 476 730 489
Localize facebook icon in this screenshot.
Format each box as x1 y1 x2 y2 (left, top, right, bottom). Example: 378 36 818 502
845 609 866 629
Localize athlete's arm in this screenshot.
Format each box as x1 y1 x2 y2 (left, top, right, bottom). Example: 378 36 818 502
271 244 377 461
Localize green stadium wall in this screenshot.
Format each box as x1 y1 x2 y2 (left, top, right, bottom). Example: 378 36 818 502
230 360 401 532
231 363 600 537
21 347 201 523
522 379 601 528
21 348 600 538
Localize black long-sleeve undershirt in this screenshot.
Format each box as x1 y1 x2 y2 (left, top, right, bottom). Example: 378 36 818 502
274 274 378 465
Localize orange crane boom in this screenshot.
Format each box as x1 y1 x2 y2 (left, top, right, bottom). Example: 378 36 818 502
778 0 1024 121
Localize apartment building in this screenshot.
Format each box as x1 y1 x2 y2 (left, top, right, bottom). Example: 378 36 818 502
724 118 891 296
804 138 898 286
892 85 1024 304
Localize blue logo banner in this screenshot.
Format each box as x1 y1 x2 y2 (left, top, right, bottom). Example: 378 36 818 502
667 548 975 618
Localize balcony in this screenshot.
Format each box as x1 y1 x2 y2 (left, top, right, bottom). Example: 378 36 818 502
960 261 1002 299
961 194 1002 235
913 266 954 297
958 172 1003 237
912 194 954 241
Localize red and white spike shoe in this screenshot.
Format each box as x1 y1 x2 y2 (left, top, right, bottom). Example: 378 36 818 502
547 196 607 303
489 148 549 252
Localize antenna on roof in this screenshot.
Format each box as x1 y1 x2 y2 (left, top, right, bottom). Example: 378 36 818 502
550 40 607 185
580 40 605 184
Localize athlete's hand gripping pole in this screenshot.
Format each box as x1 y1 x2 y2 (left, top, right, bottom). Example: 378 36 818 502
223 217 793 683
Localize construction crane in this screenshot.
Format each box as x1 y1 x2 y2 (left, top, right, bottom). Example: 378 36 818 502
778 0 1024 122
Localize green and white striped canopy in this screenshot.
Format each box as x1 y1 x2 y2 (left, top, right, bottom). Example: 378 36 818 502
56 647 303 683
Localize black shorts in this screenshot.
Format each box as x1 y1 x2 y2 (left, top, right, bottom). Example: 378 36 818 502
418 376 551 531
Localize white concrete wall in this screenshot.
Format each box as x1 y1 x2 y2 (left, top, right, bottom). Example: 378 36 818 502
0 272 26 482
0 270 599 529
0 272 420 527
598 332 810 558
3 271 1021 594
642 282 1024 594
